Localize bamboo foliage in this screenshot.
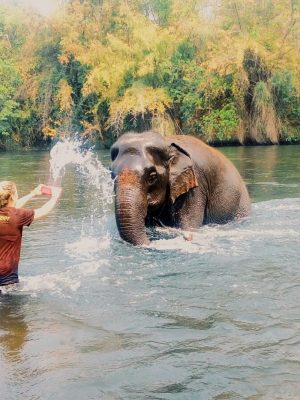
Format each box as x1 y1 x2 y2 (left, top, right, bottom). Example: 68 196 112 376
57 79 74 112
250 81 279 143
108 84 171 133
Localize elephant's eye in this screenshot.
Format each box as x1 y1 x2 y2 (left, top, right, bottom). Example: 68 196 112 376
111 147 119 161
148 171 158 185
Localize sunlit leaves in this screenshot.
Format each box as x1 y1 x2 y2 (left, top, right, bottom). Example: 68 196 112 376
108 84 171 133
250 80 279 143
56 79 74 112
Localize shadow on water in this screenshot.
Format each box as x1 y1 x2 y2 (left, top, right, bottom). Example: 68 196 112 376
144 310 217 330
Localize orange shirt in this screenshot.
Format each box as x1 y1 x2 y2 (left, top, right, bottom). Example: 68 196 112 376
0 207 34 285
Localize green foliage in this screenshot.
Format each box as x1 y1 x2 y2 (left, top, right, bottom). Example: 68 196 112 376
155 42 237 138
0 60 22 137
270 71 300 142
159 55 205 133
171 40 197 62
140 0 172 26
1 0 300 149
280 125 300 143
271 71 300 123
202 103 239 142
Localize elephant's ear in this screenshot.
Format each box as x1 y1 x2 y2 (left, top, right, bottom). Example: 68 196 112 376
168 143 198 203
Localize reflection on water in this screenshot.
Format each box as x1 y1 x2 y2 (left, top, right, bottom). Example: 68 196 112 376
221 145 300 201
0 145 299 399
0 295 28 361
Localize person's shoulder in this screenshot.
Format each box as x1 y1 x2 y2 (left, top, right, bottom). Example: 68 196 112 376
16 208 34 216
15 208 35 226
1 206 17 216
14 207 33 214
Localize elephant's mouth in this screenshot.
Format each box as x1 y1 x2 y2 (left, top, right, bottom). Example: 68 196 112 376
145 198 172 229
147 197 161 209
147 184 168 209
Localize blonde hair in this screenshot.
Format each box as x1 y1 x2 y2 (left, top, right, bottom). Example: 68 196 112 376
0 181 17 209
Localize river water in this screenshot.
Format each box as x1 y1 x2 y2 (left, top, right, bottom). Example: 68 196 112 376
0 145 299 399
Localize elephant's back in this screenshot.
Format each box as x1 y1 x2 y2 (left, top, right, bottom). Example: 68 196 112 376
169 135 251 217
168 135 230 170
169 134 242 188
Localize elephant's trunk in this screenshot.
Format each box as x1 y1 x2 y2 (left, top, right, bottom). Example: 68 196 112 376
115 169 149 246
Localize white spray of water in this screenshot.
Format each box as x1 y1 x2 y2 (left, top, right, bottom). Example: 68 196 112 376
65 235 111 261
20 259 110 296
49 138 114 208
48 138 115 270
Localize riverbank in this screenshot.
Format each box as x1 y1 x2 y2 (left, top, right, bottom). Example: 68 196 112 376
1 133 300 152
1 2 300 154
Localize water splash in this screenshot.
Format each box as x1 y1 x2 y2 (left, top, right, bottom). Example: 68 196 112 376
20 259 110 296
150 198 300 254
49 138 114 210
65 235 111 261
48 138 115 262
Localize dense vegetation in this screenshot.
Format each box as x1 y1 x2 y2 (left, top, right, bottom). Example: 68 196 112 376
0 0 300 149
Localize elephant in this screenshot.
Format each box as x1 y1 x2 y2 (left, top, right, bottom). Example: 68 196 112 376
110 131 251 246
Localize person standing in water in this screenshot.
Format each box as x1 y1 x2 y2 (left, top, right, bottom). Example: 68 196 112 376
0 181 62 291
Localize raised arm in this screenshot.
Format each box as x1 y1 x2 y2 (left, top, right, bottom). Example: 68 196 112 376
16 184 43 208
34 187 62 220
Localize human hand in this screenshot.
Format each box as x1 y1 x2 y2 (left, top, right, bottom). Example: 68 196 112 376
31 184 43 196
41 185 52 196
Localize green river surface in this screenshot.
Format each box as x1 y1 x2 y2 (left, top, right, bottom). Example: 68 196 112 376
0 144 299 399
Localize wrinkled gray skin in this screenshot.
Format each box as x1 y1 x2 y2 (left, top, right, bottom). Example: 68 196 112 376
111 131 251 246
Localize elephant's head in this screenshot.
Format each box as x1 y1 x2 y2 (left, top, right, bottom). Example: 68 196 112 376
111 131 198 245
